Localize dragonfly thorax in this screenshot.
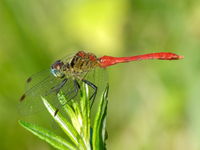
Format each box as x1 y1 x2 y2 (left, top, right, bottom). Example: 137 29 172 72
66 51 101 76
51 60 66 78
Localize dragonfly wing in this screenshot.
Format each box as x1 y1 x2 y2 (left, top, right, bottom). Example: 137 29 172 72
18 69 65 115
18 92 56 115
18 54 76 116
25 68 51 92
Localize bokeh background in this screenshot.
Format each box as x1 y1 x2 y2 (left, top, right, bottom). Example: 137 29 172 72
0 0 199 149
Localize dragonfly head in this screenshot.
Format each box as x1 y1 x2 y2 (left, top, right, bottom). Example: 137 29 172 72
51 60 65 78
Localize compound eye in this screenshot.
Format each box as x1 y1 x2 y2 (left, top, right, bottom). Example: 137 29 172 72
52 60 63 70
51 60 65 78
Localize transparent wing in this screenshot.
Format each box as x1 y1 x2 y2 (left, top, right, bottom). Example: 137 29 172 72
18 92 56 116
25 68 51 92
18 53 76 116
18 69 65 115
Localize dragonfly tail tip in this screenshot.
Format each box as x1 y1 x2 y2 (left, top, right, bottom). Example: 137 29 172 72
179 55 184 59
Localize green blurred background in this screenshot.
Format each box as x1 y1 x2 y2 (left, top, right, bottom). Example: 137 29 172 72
0 0 199 149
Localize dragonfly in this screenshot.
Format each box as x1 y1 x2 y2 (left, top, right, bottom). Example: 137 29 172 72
18 51 183 116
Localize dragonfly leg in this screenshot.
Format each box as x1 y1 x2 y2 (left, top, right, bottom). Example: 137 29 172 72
66 78 80 103
81 79 97 109
56 78 68 94
54 77 80 116
45 78 68 96
65 80 80 97
45 84 60 95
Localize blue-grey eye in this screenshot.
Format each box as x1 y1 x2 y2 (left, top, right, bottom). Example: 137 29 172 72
50 60 65 78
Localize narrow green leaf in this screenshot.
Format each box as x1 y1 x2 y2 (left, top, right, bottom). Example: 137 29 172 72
71 99 83 134
93 84 109 150
18 120 77 150
42 97 86 150
80 84 91 149
57 92 83 136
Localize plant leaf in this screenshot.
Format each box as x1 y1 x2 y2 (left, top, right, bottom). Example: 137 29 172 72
18 120 77 150
42 97 86 150
92 84 109 150
79 84 91 149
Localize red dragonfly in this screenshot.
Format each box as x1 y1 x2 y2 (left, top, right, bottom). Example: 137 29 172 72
18 51 183 116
